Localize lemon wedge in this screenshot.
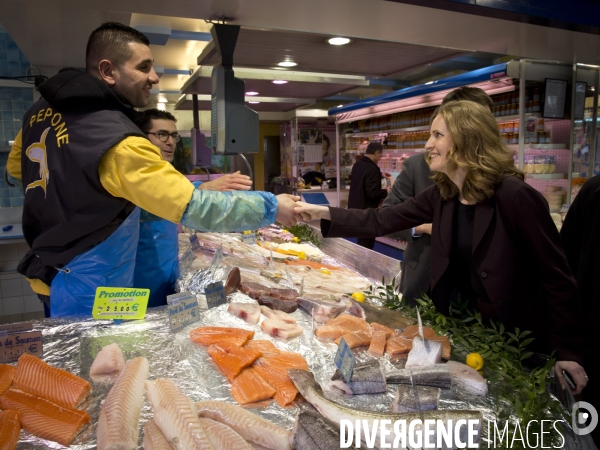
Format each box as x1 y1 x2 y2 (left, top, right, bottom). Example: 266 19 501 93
351 292 366 303
466 353 484 371
320 268 331 275
298 251 307 260
292 237 300 243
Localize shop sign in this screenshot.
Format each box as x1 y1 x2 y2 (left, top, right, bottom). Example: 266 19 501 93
167 292 199 332
334 337 355 383
92 287 149 320
0 323 43 362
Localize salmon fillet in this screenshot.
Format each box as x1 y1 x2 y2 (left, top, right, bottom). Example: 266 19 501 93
244 339 280 354
428 335 451 360
368 330 388 357
253 361 299 407
0 365 16 396
13 354 91 408
0 410 20 450
207 344 262 382
259 352 309 371
326 315 371 334
230 368 276 405
335 331 372 349
370 322 395 338
399 325 437 339
96 357 149 450
0 389 90 446
189 326 254 346
385 336 414 356
314 325 346 340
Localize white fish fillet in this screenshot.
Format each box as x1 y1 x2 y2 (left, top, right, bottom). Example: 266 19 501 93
405 337 442 368
198 417 252 449
90 343 126 376
227 302 261 325
260 318 303 340
97 356 149 450
143 419 172 450
447 361 488 396
195 400 292 450
260 305 297 323
146 378 214 449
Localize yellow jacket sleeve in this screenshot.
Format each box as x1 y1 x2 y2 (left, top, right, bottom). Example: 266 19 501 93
99 136 195 223
6 129 22 180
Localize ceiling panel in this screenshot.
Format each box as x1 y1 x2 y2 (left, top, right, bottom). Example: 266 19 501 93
198 27 465 78
175 95 314 112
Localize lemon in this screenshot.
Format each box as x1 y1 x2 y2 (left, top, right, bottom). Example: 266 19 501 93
292 237 300 243
298 251 307 260
351 292 366 303
466 353 484 371
320 268 331 275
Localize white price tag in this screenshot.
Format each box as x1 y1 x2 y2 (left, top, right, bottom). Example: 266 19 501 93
210 244 223 278
189 234 200 251
334 337 355 383
241 230 257 245
167 292 200 332
205 281 226 309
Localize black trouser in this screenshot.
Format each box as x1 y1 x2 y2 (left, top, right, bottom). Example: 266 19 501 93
357 237 375 250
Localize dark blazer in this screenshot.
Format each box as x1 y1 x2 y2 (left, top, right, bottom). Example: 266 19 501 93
322 176 584 363
381 154 434 305
348 156 387 209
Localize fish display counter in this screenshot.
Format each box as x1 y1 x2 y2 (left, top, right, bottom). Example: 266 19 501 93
0 230 591 449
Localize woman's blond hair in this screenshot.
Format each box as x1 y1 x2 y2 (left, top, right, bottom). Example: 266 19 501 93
428 100 524 202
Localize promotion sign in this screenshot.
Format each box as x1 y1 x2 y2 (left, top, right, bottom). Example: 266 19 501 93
92 287 149 320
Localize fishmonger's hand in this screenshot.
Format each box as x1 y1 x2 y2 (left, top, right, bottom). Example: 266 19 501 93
294 202 331 222
197 171 252 191
555 361 588 395
275 194 303 226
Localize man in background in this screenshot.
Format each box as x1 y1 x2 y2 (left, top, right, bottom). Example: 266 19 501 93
348 141 391 249
381 86 494 305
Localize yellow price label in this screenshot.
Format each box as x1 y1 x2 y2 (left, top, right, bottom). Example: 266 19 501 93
92 287 149 320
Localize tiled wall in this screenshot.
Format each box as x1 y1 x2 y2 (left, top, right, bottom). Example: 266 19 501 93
0 20 34 209
0 242 45 323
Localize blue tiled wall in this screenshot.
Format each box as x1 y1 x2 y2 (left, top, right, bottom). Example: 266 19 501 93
0 21 34 208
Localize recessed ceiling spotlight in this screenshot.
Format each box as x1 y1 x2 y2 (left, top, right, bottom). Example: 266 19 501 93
278 61 297 67
157 103 166 111
272 80 288 84
337 104 343 107
246 91 259 96
328 37 350 45
248 101 260 104
157 98 168 103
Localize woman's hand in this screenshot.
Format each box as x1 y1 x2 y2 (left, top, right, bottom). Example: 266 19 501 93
555 361 588 395
294 202 331 222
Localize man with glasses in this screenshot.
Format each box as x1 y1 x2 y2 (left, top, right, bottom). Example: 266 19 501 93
135 109 254 306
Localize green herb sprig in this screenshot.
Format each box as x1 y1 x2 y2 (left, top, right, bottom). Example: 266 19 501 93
284 223 322 248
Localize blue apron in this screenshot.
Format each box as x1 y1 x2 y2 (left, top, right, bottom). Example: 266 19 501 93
49 208 141 317
133 218 179 308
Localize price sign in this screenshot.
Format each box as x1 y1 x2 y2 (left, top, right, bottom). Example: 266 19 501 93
210 244 223 278
189 234 200 251
92 287 149 320
205 281 226 309
241 230 257 245
334 337 355 383
167 292 199 332
0 323 43 363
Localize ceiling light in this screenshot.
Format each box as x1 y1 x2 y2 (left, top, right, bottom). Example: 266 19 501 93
246 91 259 96
337 104 343 107
249 101 260 104
425 81 434 85
328 37 350 46
157 103 166 111
278 61 297 67
157 98 168 103
272 80 288 84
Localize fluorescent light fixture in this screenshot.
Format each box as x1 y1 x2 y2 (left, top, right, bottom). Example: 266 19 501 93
425 81 434 85
248 101 260 104
157 103 166 111
272 80 288 84
337 104 343 107
278 61 297 67
328 37 350 46
157 98 168 103
246 91 259 96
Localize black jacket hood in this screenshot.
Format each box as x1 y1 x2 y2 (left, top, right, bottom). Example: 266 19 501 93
38 68 144 123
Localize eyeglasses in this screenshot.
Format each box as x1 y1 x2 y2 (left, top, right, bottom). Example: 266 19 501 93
147 131 181 143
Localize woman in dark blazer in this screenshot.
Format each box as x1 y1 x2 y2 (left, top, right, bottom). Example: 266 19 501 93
296 100 588 394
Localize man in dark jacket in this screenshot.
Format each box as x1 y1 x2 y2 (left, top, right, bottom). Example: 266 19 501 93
348 141 390 249
561 174 600 444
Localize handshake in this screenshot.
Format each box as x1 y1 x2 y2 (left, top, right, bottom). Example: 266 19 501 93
274 194 331 226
